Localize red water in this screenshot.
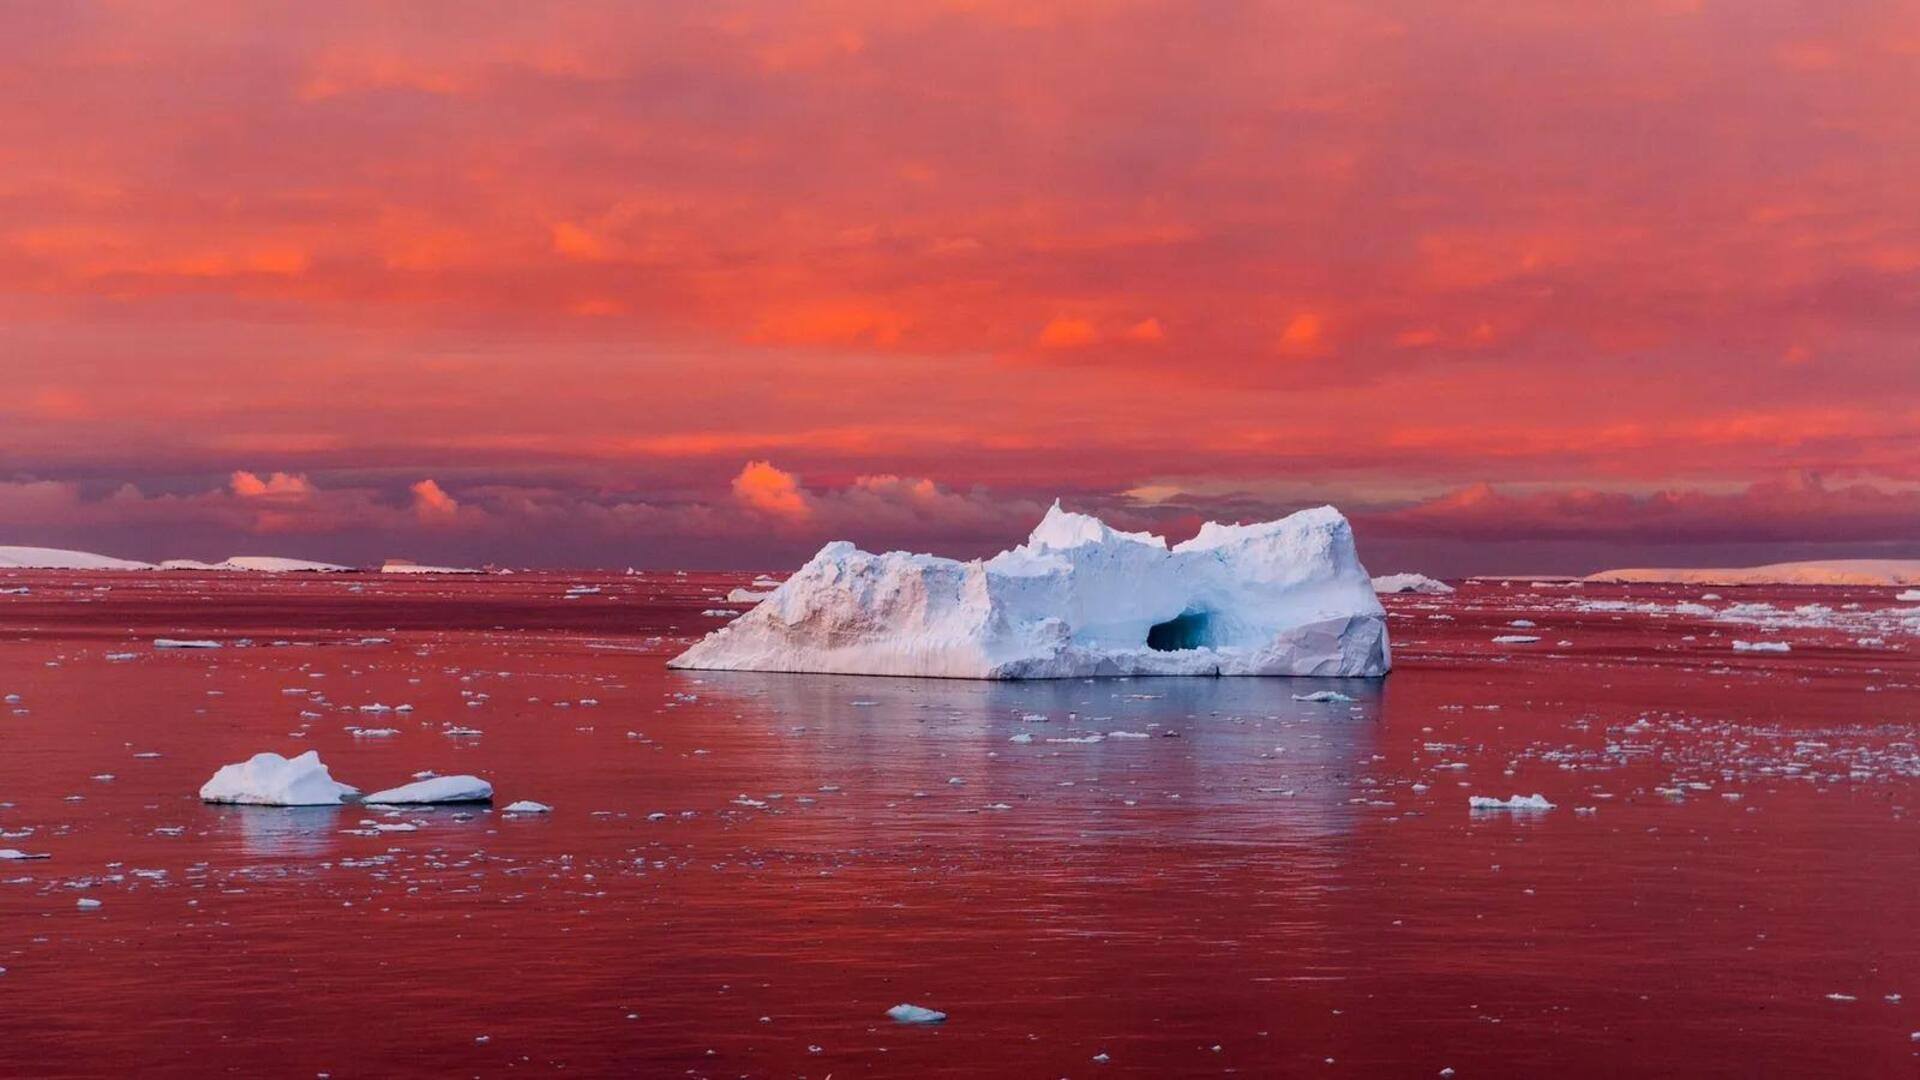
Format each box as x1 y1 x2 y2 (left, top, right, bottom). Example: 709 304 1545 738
0 572 1915 1078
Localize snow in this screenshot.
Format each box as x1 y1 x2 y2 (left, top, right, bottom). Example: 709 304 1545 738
198 750 358 806
886 1003 947 1024
161 555 352 573
1587 559 1920 587
381 560 484 575
1372 572 1455 595
1469 793 1555 811
0 545 151 571
363 775 493 804
671 502 1390 679
502 800 552 813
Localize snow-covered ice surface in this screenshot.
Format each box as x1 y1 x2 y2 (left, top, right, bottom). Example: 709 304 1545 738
198 751 358 806
0 568 1917 1076
1372 572 1455 595
672 502 1390 679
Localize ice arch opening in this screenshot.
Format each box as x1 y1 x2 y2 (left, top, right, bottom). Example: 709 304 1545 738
1146 609 1215 651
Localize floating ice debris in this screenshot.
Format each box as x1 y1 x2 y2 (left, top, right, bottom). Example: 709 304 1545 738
351 728 399 738
1008 732 1035 743
442 726 484 737
671 502 1390 679
1469 793 1555 811
726 587 776 603
1732 640 1791 653
75 898 102 910
1291 690 1354 703
154 638 221 649
380 560 483 574
886 1004 947 1024
502 800 552 814
1491 635 1541 644
0 849 49 860
1508 619 1536 628
1898 589 1920 602
198 750 357 806
362 776 493 804
1371 572 1454 594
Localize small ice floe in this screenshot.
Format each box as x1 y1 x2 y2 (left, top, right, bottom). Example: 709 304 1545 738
154 638 221 649
76 898 102 910
1896 589 1920 602
1508 619 1536 628
0 849 49 861
885 1003 947 1024
1292 691 1354 703
362 776 493 805
1469 793 1555 811
1825 992 1856 1002
351 728 399 738
502 800 552 814
1491 635 1541 645
1106 730 1151 739
442 726 483 738
1008 733 1035 744
199 750 358 806
1732 640 1791 653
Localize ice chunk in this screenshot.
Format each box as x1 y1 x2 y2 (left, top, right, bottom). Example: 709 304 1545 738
154 638 222 649
502 800 552 814
381 560 484 575
1731 640 1791 653
1491 635 1541 644
1292 690 1354 703
886 1004 947 1024
1469 793 1555 811
0 849 49 860
198 750 358 806
671 502 1390 679
362 776 493 804
1371 572 1455 595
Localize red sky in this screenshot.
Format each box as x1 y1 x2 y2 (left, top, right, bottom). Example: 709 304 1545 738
4 1 1919 572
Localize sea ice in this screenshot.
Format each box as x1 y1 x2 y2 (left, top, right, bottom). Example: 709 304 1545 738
1732 640 1791 653
671 502 1390 679
0 545 152 571
886 1004 947 1024
502 800 552 813
362 776 494 804
198 751 358 806
154 639 221 649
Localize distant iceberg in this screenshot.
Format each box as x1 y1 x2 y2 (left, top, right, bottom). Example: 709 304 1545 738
670 502 1390 679
1372 572 1455 595
0 545 152 571
161 556 352 573
381 560 484 575
1587 559 1920 587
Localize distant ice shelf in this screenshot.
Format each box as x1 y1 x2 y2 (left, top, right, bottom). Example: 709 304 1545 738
670 501 1390 680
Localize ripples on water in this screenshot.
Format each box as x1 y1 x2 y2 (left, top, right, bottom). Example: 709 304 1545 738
0 571 1915 1077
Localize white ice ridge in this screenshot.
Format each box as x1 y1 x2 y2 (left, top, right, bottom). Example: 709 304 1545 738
199 751 358 806
670 501 1391 679
1372 572 1455 595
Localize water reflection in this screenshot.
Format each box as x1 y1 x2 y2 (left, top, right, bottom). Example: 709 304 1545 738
209 804 346 858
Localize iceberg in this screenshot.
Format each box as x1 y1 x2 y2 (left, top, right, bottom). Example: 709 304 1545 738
1586 559 1920 587
1371 572 1455 595
670 502 1390 679
362 775 494 804
1469 793 1555 811
0 545 152 571
161 556 352 573
381 560 484 575
886 1003 948 1024
199 751 358 806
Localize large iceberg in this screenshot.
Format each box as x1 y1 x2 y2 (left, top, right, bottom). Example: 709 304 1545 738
670 502 1390 679
0 545 152 571
199 750 358 806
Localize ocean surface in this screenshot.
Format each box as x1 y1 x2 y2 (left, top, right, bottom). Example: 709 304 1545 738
0 570 1915 1077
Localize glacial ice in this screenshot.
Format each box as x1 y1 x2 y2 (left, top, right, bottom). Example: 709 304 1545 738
1371 572 1455 595
670 502 1390 679
199 751 358 806
362 776 494 804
